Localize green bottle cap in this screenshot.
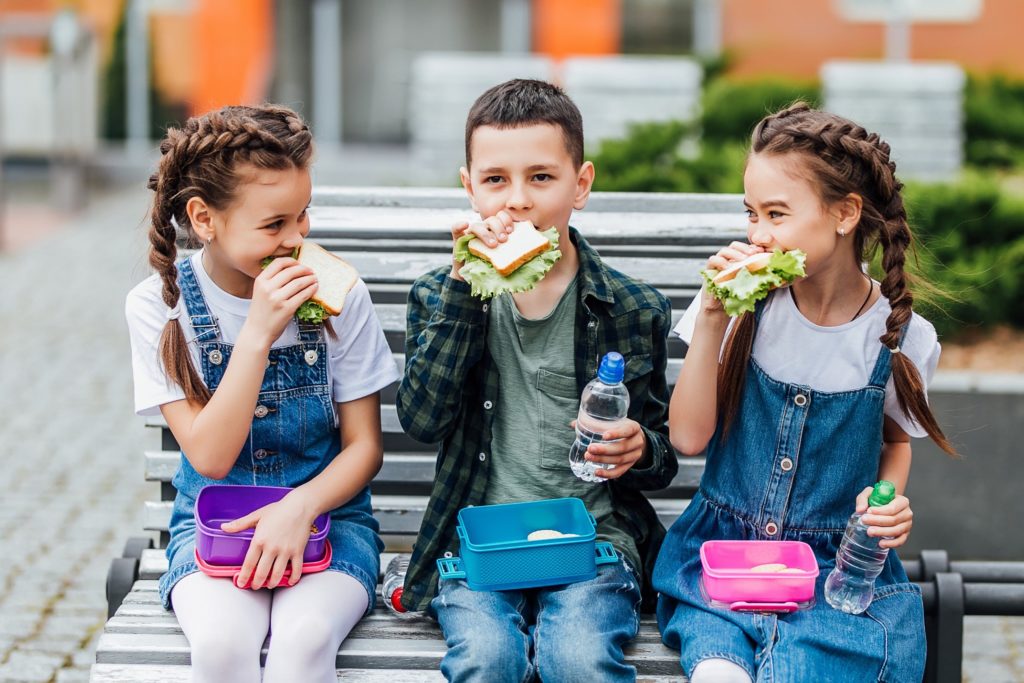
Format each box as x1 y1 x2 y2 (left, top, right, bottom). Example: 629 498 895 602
868 480 896 507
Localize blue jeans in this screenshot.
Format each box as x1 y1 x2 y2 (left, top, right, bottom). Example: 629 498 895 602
431 560 642 683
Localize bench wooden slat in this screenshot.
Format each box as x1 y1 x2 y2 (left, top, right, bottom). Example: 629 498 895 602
310 185 741 215
144 449 706 497
90 663 686 683
89 664 450 682
95 623 684 674
142 498 691 539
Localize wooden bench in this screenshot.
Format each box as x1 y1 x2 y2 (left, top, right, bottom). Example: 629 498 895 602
94 188 1022 683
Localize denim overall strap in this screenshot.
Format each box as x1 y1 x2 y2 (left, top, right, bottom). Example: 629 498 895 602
867 322 910 389
176 257 221 343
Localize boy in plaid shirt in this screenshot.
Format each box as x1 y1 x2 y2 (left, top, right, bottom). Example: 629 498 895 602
397 78 678 682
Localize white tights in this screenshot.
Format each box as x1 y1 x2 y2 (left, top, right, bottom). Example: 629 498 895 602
690 657 754 683
171 570 369 683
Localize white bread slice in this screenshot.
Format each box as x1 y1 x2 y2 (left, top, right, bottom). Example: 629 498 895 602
296 242 359 316
712 252 772 285
467 221 552 276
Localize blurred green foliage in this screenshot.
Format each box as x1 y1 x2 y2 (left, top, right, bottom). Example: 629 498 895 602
964 75 1024 169
590 75 1024 337
901 173 1024 335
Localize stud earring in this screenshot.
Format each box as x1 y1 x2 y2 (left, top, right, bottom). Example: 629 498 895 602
206 236 212 245
838 228 846 237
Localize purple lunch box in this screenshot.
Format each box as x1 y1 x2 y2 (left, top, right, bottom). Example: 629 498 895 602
194 485 330 566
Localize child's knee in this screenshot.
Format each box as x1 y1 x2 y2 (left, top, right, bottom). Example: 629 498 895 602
441 626 531 682
268 613 338 659
535 636 634 682
189 629 261 681
690 657 753 683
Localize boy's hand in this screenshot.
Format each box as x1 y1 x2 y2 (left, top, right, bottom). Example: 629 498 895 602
450 211 516 280
575 418 647 480
222 490 317 589
856 487 914 549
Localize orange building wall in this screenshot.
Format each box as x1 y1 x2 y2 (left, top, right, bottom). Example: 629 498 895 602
534 0 620 60
190 0 273 115
722 0 1024 78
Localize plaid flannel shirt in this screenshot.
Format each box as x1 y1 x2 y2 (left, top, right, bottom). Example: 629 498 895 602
396 228 679 612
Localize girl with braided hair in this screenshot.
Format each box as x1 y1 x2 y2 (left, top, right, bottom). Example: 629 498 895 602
653 103 953 682
125 104 399 682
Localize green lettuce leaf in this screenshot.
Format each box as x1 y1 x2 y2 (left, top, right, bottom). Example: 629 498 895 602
454 227 561 299
261 247 327 324
295 301 328 325
702 249 807 316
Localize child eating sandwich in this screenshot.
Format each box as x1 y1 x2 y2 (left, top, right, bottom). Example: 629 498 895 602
395 78 679 681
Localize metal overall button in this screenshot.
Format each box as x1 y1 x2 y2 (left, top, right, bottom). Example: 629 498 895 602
304 349 319 365
765 521 779 536
254 405 270 418
794 393 808 407
478 452 487 462
481 303 489 313
483 400 493 410
253 448 268 460
780 457 794 472
208 349 223 365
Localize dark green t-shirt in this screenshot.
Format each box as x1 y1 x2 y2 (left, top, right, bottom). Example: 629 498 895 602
483 280 640 572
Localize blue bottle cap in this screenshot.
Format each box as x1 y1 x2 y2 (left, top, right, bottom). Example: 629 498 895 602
597 352 625 384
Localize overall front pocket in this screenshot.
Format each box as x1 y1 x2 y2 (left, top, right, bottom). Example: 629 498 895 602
536 368 580 471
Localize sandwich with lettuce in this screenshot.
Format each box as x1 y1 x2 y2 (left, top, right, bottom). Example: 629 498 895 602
702 248 807 316
260 243 359 324
454 220 561 299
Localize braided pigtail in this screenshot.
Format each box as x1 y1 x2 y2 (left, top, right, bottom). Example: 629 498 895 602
146 105 314 405
148 128 211 405
874 193 956 455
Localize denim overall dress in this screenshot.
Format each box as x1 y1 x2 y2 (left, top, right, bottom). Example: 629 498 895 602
653 302 925 682
157 257 384 611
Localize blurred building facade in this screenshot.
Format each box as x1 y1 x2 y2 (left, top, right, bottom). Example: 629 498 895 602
1 0 1022 146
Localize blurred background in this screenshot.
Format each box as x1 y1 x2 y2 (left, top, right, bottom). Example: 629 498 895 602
0 1 1022 681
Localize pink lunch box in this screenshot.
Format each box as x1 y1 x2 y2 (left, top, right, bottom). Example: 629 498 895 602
700 540 819 612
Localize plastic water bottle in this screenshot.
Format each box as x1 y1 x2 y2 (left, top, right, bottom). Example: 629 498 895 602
569 352 630 483
824 480 897 614
381 554 415 617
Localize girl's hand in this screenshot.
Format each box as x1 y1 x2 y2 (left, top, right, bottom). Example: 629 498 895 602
700 242 765 315
243 257 318 348
450 211 516 279
856 487 914 549
222 490 318 589
575 418 647 480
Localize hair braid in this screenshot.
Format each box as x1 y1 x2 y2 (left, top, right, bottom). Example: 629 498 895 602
145 104 313 406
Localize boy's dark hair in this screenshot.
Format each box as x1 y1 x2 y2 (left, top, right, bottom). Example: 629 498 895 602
464 78 584 169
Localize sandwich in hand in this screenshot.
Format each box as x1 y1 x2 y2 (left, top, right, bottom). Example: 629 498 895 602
702 248 806 316
261 242 359 324
454 220 561 299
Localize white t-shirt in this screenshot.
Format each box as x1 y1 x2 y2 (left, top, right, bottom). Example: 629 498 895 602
673 287 941 438
125 251 400 416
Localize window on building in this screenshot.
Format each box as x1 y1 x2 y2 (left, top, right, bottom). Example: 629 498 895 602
621 0 696 55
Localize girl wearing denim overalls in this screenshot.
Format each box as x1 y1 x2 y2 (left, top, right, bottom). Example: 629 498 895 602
125 105 399 683
654 104 956 683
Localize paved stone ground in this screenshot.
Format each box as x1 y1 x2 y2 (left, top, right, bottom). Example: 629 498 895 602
0 184 1020 682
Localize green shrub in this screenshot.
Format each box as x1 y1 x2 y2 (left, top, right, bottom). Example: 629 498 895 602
964 75 1024 169
902 174 1024 335
701 78 820 144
